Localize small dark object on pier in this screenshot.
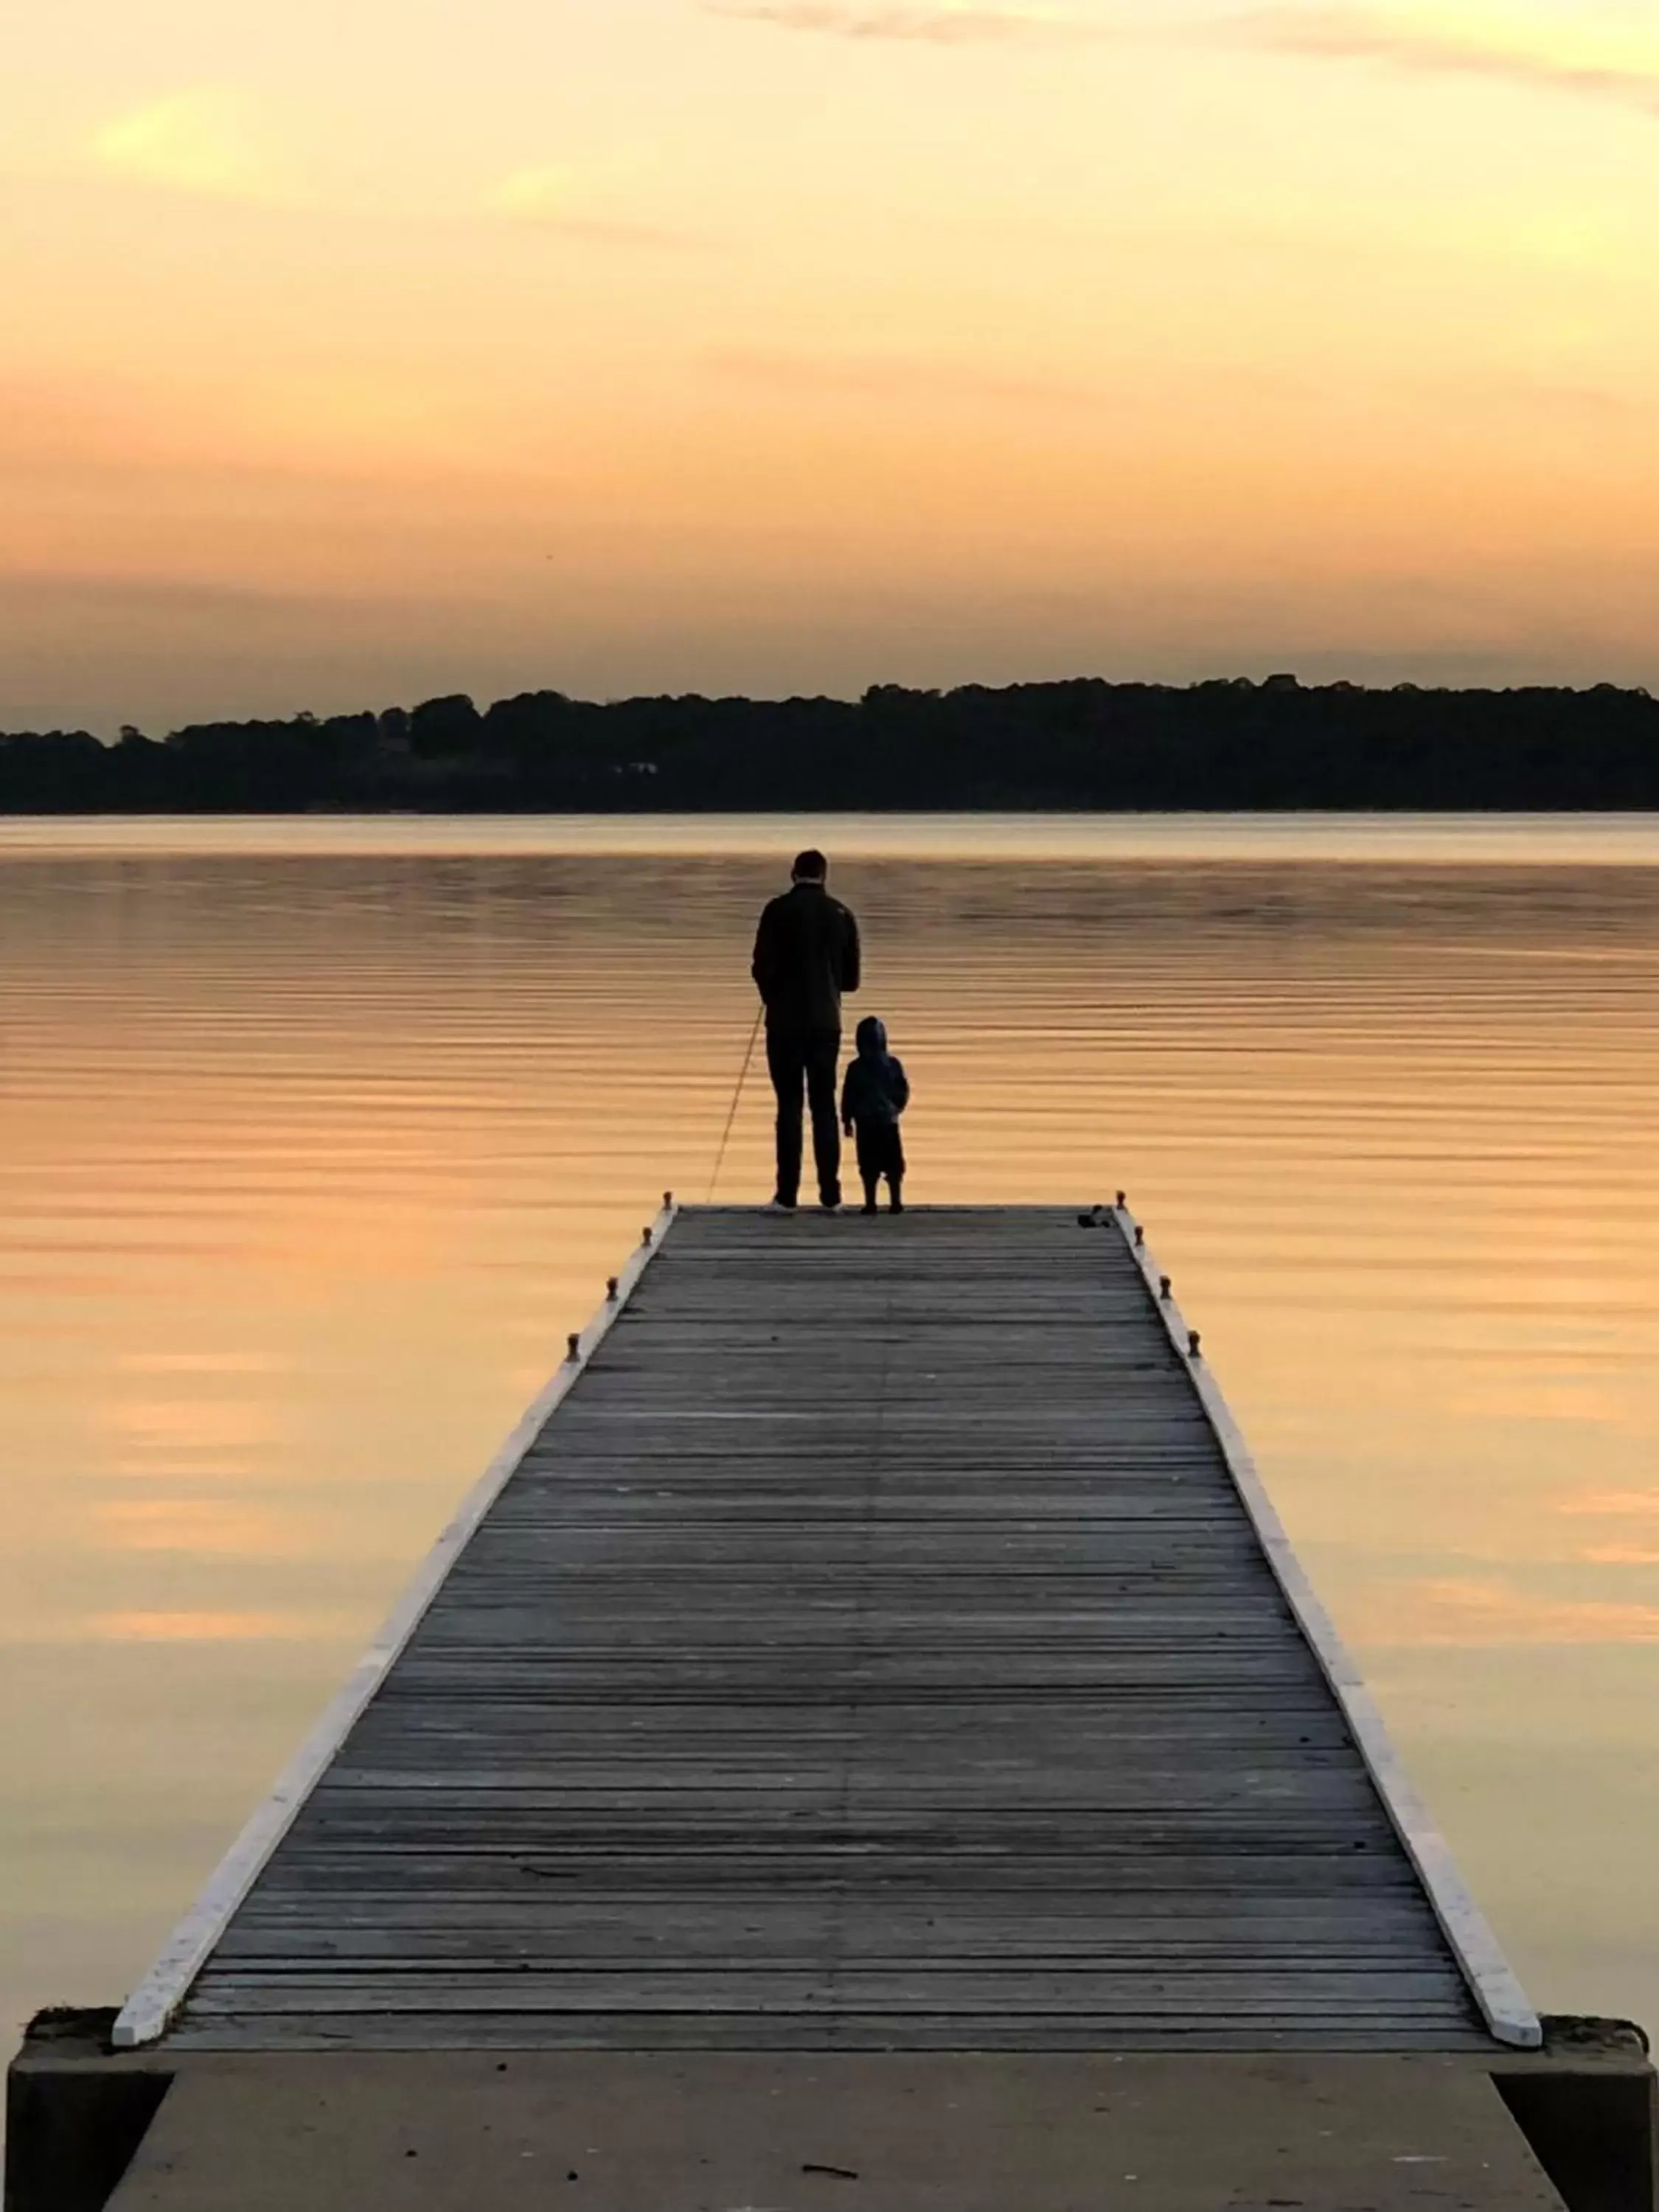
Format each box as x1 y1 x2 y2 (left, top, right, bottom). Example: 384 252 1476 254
607 1277 619 1301
1161 1276 1172 1300
1189 1329 1202 1357
567 1333 581 1360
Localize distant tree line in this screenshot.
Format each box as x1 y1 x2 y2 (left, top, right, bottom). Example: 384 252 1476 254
3 676 1658 810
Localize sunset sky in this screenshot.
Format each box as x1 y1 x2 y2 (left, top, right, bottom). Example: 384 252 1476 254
4 0 1658 731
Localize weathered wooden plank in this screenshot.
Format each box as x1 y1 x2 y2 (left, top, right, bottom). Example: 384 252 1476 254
221 1914 1444 1955
186 1972 1475 2017
174 2013 1498 2053
244 1850 1429 1894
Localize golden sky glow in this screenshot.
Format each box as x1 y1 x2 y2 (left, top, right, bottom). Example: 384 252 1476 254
4 0 1658 729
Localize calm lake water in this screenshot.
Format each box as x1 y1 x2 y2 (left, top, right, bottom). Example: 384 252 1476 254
4 813 1659 2059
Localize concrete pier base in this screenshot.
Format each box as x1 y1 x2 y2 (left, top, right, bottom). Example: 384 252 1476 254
7 2014 1653 2212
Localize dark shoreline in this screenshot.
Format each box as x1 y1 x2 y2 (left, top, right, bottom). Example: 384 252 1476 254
5 675 1658 813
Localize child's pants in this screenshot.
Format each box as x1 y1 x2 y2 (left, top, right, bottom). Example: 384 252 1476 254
855 1120 905 1200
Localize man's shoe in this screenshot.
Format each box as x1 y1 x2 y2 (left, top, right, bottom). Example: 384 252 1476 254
889 1196 905 1215
860 1201 878 1217
765 1196 797 1213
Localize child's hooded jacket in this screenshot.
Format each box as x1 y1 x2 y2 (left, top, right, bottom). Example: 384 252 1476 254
841 1016 910 1128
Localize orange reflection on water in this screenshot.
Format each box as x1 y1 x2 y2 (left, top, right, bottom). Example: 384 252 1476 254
1343 1576 1659 1650
100 1398 274 1465
90 1499 302 1559
88 1611 355 1644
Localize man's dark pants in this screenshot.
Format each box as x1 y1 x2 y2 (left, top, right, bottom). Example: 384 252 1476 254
766 1026 841 1206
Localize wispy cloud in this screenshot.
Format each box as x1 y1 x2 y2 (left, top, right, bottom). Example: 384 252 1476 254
1230 6 1659 116
88 88 278 200
703 1 1100 43
706 344 1272 416
707 0 1659 107
484 163 703 247
710 344 1105 403
488 163 584 220
709 343 1290 411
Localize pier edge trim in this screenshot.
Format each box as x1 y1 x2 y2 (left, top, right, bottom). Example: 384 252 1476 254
1109 1205 1543 2052
109 1198 681 2051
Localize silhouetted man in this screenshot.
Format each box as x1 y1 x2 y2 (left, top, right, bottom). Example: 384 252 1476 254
751 849 861 1211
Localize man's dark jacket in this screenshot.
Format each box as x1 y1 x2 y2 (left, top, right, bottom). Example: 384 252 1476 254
751 881 861 1032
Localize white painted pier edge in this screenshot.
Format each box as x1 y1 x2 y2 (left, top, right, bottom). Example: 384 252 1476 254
1108 1203 1543 2052
111 1197 682 2051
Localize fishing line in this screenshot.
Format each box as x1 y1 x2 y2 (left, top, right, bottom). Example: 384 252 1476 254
706 1005 765 1200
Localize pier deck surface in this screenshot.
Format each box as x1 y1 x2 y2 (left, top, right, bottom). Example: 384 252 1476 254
161 1207 1492 2052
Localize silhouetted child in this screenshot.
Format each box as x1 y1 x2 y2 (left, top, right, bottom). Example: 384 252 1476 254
841 1015 910 1215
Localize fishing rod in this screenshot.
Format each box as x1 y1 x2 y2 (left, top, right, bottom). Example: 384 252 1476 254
706 1004 765 1201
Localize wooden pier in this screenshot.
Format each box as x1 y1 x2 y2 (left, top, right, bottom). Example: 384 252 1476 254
113 1203 1538 2058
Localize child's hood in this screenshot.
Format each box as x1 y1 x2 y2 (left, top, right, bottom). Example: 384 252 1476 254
855 1015 888 1056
